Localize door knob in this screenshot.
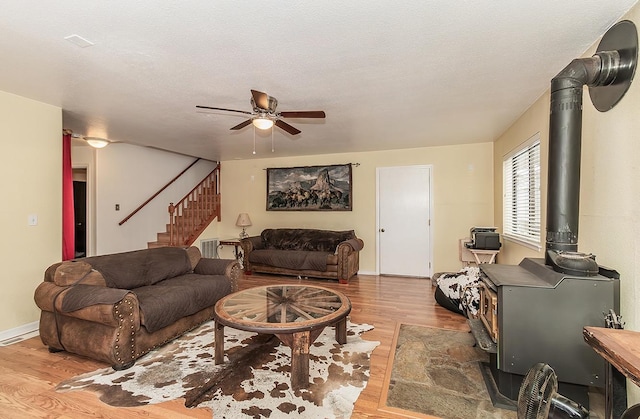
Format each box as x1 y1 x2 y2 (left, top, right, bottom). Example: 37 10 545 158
380 228 385 232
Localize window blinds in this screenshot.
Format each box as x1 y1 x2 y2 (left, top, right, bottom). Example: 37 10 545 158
503 137 541 247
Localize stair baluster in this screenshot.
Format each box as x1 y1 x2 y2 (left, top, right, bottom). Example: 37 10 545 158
156 165 221 248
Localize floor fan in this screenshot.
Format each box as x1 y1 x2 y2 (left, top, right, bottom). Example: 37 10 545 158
517 363 589 419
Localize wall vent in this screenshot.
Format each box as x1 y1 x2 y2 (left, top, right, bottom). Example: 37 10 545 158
0 330 39 346
200 238 219 258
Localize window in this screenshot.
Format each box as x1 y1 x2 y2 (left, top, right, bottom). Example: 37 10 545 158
503 133 541 249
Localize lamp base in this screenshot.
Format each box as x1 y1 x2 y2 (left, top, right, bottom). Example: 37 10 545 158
239 228 249 239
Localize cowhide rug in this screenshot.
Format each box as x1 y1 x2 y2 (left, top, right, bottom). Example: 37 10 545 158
56 320 378 418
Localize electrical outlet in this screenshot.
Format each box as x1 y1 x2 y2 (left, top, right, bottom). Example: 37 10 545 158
28 214 38 226
115 204 120 211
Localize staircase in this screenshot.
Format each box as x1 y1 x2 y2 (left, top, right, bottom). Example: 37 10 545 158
148 165 221 248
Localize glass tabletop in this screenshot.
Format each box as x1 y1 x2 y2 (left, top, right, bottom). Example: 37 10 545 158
215 285 351 332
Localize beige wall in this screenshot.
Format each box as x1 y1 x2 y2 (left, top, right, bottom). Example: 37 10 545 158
91 144 218 254
494 10 640 329
579 9 640 336
494 7 640 402
493 90 550 265
202 142 494 274
0 90 62 333
71 143 219 255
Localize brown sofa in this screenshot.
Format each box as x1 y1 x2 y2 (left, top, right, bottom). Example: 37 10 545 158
34 246 241 370
240 228 364 284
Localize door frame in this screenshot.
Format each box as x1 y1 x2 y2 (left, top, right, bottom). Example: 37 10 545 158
375 164 434 277
72 164 95 257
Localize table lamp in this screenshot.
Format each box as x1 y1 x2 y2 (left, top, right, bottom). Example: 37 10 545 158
235 213 252 239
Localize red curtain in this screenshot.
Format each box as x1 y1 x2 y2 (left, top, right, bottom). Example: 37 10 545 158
62 132 75 260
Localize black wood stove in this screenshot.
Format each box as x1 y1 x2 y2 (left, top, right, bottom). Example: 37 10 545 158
472 258 619 407
469 20 636 410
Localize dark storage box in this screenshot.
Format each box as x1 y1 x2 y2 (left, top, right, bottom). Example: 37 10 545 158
473 232 501 250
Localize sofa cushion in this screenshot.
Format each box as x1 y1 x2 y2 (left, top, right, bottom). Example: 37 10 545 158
82 247 193 289
60 284 130 313
261 229 355 252
133 273 232 333
249 249 332 272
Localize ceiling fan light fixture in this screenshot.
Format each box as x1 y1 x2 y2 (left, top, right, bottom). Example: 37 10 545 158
197 89 325 136
84 137 110 148
252 117 274 130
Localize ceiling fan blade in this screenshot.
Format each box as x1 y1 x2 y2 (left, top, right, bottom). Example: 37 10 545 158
279 110 326 118
275 119 301 135
230 119 253 130
250 90 270 110
196 105 253 115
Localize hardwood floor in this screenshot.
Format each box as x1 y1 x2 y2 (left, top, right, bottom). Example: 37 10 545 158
0 273 469 418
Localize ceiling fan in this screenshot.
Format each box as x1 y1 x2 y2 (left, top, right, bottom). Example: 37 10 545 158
197 89 325 135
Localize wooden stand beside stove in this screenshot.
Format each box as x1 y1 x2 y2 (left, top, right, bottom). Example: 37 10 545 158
584 327 640 419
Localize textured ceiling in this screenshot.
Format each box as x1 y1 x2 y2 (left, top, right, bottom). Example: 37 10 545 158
1 1 638 161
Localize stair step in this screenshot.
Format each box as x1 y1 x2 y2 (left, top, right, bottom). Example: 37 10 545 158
156 233 187 243
148 241 188 249
147 241 168 248
147 166 221 250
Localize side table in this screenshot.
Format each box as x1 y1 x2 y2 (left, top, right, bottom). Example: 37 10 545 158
459 239 499 265
218 238 243 267
468 249 499 264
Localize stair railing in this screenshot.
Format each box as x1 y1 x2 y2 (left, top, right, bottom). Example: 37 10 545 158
119 158 201 226
168 164 221 246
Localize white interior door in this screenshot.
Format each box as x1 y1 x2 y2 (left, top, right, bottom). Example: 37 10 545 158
377 165 431 277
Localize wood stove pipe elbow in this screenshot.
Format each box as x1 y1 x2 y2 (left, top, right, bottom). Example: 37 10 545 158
545 51 625 263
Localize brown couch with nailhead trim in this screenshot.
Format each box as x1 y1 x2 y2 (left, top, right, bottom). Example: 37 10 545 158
241 229 364 284
34 246 240 370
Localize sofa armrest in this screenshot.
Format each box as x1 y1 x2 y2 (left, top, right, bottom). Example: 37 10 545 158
337 238 365 253
194 258 242 291
336 238 364 283
336 238 364 253
240 236 264 253
240 236 263 274
45 260 109 287
194 258 240 276
34 281 141 329
336 238 364 261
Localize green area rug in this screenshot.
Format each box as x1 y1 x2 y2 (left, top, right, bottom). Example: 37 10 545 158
385 324 515 419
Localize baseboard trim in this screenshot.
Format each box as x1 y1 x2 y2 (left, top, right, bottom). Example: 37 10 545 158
357 270 377 276
358 270 432 278
0 321 39 346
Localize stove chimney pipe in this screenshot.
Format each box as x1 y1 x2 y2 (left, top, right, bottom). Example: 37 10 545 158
545 57 603 258
545 20 637 268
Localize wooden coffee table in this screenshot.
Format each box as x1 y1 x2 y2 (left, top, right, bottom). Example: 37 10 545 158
213 284 352 390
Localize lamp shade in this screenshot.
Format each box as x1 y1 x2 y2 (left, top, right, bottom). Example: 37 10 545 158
235 213 252 227
252 118 274 130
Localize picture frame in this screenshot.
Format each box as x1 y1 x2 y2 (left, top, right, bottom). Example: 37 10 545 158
266 164 352 211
